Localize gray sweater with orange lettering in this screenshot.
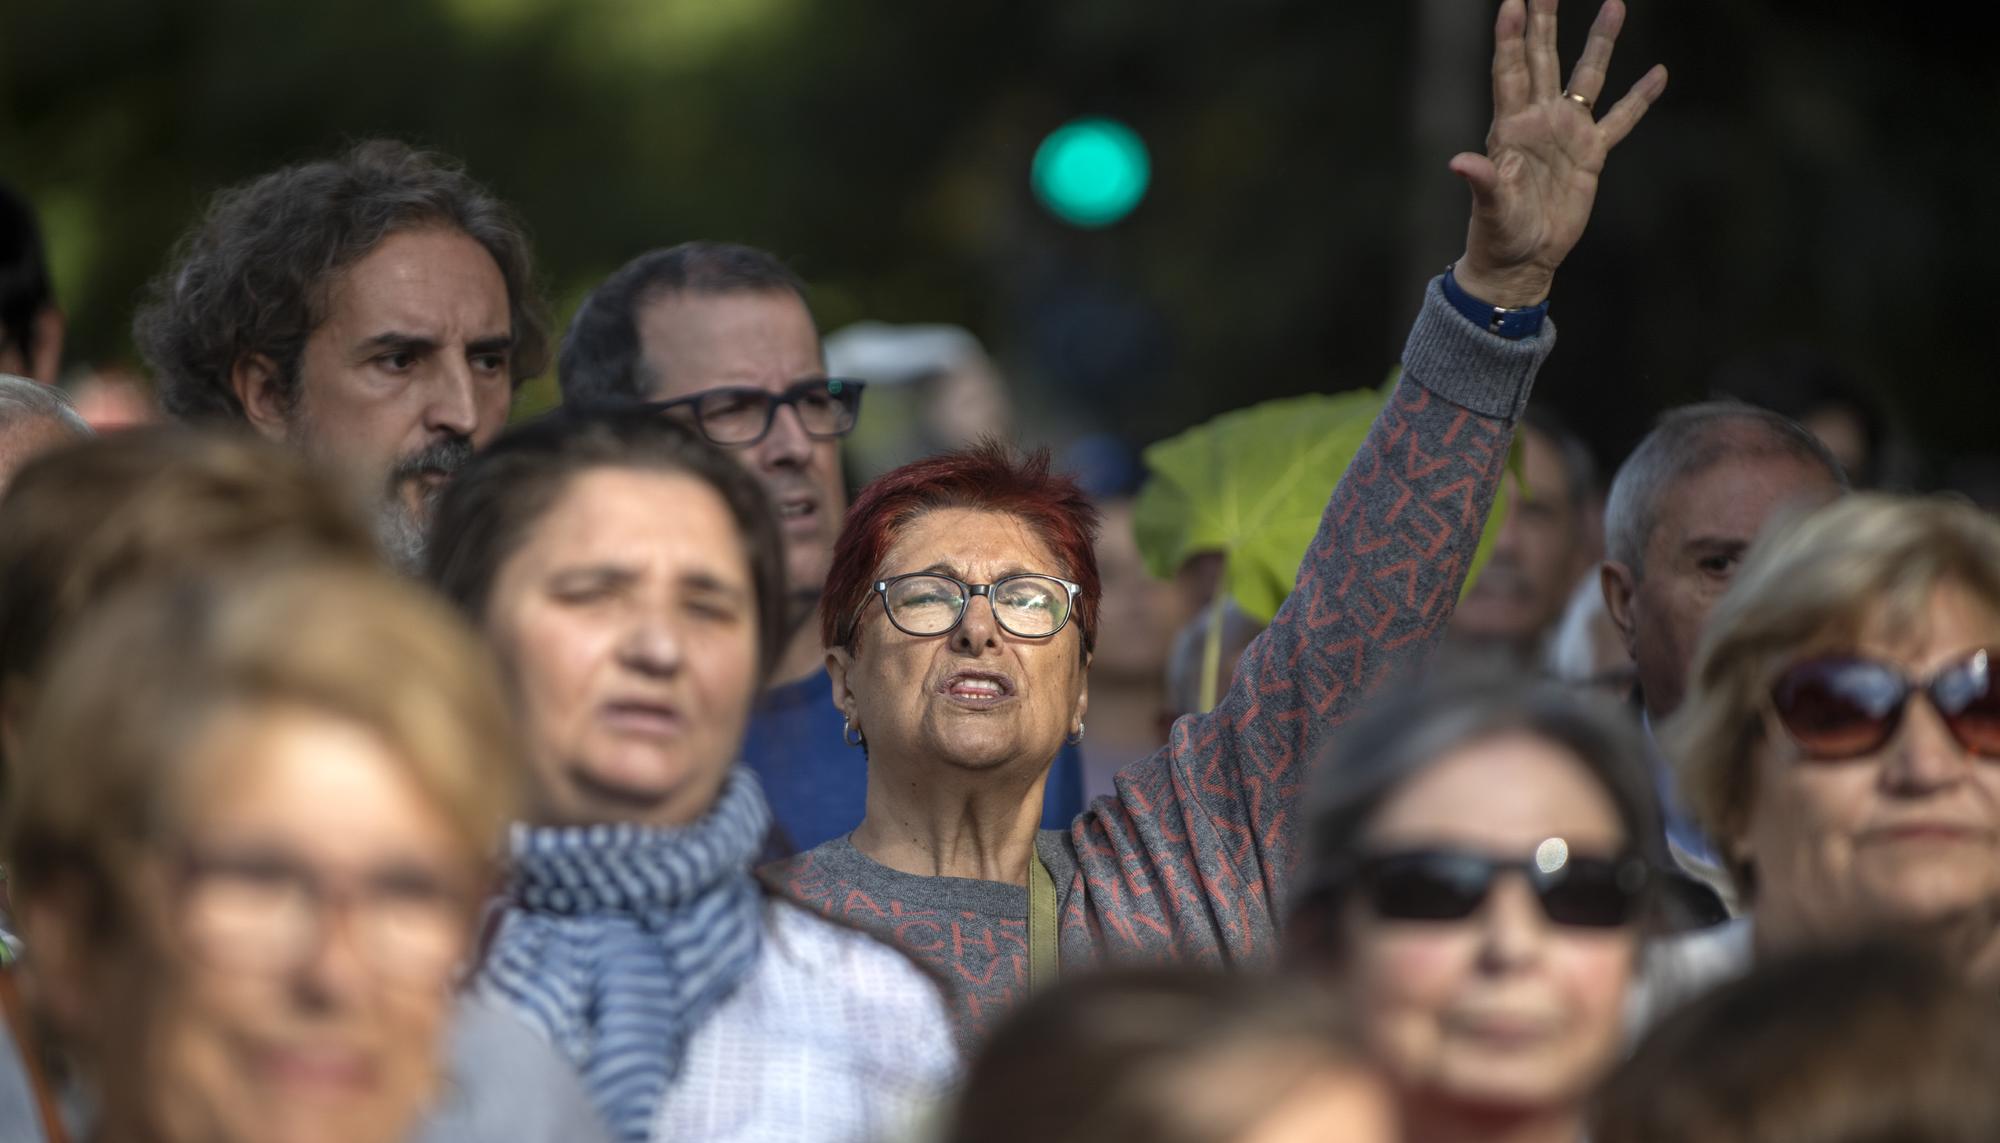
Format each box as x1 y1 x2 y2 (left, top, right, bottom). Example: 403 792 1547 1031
770 278 1549 1048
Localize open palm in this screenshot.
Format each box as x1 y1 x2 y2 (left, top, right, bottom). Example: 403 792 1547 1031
1451 0 1668 308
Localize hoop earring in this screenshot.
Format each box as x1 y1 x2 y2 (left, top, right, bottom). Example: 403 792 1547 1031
1067 721 1085 746
843 716 866 749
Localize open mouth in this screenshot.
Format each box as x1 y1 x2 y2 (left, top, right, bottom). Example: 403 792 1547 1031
937 670 1016 708
776 497 817 524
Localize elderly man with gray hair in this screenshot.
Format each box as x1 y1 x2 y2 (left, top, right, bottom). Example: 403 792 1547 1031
0 374 90 497
1599 401 1846 877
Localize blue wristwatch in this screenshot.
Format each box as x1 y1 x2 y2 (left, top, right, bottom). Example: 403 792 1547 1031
1442 264 1549 339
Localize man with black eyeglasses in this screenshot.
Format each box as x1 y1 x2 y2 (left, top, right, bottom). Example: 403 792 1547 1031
557 242 1084 855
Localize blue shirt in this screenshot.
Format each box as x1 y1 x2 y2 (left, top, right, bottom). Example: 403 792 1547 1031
1642 711 1724 871
742 667 1087 857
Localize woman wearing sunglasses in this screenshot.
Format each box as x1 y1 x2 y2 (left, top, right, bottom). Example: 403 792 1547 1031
1286 675 1668 1143
1645 494 2000 1018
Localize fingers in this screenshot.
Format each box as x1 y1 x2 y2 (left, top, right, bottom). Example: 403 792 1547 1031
1491 0 1531 119
1525 0 1563 101
1563 0 1625 107
1597 63 1669 149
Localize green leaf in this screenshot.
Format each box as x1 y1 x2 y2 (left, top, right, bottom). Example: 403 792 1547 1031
1461 432 1528 607
1132 374 1515 639
1134 384 1384 626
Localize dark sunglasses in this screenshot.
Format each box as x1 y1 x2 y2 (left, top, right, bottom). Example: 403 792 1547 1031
1350 844 1649 929
1770 648 2000 760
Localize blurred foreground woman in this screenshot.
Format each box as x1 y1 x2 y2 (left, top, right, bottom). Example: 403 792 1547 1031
0 426 609 1143
428 411 955 1143
0 427 375 788
948 970 1395 1143
1595 941 2000 1142
3 567 521 1143
1289 678 1675 1143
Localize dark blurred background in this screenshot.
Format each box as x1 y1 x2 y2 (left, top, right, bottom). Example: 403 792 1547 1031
2 0 1991 483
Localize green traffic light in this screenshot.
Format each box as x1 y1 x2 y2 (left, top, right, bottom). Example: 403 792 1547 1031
1031 117 1150 229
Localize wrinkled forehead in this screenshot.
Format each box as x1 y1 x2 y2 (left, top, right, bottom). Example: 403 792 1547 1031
166 697 466 861
1845 577 2000 665
879 506 1066 581
635 288 824 400
320 226 512 335
1742 568 2000 696
1651 452 1839 550
1360 731 1629 854
530 466 753 574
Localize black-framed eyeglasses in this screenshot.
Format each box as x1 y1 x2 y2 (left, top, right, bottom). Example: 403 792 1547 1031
866 572 1081 640
1346 842 1649 929
641 377 866 447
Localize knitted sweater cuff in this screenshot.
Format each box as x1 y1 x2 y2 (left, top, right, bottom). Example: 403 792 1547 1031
1400 274 1555 422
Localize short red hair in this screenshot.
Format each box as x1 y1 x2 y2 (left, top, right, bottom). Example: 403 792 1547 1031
823 440 1102 659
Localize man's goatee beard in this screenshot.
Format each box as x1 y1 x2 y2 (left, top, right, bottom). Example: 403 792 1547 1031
377 499 429 575
377 436 476 575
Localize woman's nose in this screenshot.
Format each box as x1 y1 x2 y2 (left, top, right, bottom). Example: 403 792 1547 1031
752 402 815 473
1882 697 1972 793
293 906 372 1011
618 612 685 675
1473 876 1550 972
951 593 1002 652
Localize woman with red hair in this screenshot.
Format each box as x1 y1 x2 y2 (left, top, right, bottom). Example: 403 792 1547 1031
771 0 1667 1045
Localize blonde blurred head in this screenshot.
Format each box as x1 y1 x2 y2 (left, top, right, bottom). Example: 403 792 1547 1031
4 565 521 1143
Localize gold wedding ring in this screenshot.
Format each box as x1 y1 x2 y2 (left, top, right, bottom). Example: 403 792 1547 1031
1561 90 1594 112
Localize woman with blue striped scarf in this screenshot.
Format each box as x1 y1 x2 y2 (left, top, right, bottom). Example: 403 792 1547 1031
427 410 956 1143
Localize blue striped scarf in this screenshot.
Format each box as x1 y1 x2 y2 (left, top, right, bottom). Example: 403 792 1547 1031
478 770 769 1142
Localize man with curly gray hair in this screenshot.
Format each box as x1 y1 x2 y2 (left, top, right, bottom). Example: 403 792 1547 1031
134 139 548 569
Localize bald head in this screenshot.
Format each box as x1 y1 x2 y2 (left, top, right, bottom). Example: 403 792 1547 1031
0 373 91 495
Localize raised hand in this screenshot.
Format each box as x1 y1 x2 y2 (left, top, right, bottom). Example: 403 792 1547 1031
1449 0 1667 309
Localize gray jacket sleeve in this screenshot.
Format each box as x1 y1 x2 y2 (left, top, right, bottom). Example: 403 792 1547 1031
416 992 613 1143
1056 278 1550 964
0 1014 50 1143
